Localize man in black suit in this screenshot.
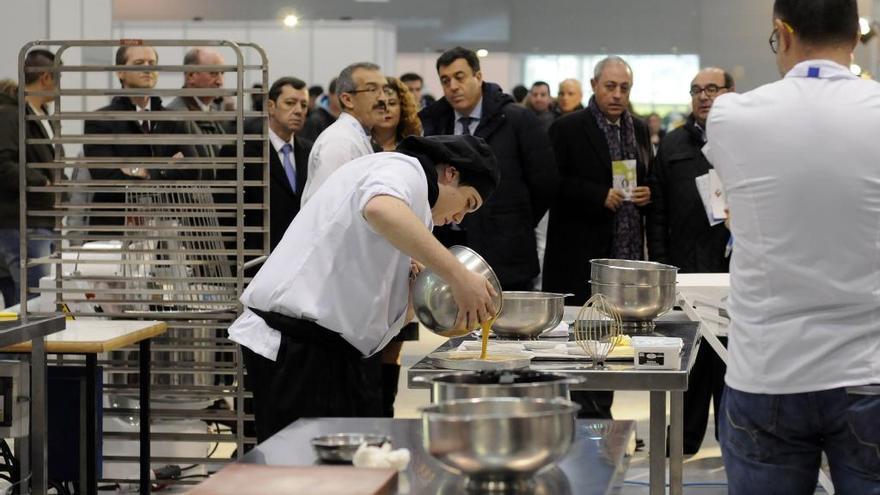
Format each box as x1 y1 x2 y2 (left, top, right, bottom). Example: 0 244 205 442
543 56 653 419
230 76 312 253
84 45 184 230
419 46 558 291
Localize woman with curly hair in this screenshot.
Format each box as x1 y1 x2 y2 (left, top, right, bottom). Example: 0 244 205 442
372 77 422 151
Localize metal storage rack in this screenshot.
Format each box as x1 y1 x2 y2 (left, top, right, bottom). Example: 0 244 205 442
18 39 269 488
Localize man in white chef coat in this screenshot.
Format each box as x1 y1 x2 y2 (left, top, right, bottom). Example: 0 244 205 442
229 135 501 442
705 0 880 492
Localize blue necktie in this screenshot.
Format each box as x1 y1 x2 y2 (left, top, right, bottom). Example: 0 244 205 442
281 143 296 193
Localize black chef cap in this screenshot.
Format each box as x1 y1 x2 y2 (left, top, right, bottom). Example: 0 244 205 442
396 135 500 207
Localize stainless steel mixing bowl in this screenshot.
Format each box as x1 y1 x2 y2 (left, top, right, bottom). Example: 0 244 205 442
589 281 676 322
414 370 583 403
590 259 678 286
310 433 391 463
492 291 567 340
421 397 580 491
412 246 503 337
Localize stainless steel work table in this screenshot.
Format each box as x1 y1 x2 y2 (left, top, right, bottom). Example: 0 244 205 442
237 417 636 495
0 315 67 495
407 310 701 495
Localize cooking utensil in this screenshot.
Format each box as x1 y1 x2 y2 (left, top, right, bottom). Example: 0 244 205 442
573 293 622 368
421 397 580 492
413 370 583 403
412 246 503 338
590 258 678 286
589 281 676 329
310 433 391 463
491 291 568 340
425 351 532 371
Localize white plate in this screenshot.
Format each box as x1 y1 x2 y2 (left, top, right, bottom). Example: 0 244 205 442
523 341 560 351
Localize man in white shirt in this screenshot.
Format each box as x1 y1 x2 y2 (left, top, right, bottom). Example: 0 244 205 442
705 1 880 492
300 62 389 203
229 135 501 442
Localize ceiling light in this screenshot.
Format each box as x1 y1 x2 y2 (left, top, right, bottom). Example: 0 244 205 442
850 63 862 76
476 49 489 58
283 14 299 27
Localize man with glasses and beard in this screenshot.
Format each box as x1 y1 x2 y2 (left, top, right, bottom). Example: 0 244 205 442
301 63 389 203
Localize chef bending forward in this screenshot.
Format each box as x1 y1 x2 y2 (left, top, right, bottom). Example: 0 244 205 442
229 135 501 442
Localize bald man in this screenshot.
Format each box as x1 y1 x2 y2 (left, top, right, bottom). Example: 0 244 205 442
555 78 584 115
647 67 734 454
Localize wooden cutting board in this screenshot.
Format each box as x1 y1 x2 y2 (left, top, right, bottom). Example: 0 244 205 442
186 464 398 495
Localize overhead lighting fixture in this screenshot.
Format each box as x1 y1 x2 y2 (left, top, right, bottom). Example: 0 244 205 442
476 49 489 58
859 17 877 43
283 14 299 27
850 63 862 76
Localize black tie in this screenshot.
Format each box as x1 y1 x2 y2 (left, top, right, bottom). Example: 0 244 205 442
458 116 475 136
141 109 150 134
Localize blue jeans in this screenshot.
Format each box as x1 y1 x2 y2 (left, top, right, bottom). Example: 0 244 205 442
720 384 880 495
0 229 52 307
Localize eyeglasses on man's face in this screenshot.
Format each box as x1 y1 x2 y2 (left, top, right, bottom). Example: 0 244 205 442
769 20 795 54
347 84 391 98
689 84 728 97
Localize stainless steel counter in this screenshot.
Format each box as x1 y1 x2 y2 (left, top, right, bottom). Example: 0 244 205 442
240 417 636 495
407 309 702 495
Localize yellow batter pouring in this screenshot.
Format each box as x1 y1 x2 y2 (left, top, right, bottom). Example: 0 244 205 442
479 317 496 360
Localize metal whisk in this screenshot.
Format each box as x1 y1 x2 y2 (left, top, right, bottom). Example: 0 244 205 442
573 293 622 368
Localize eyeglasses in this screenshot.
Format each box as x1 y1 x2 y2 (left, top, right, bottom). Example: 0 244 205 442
769 21 795 54
689 84 729 97
347 84 391 98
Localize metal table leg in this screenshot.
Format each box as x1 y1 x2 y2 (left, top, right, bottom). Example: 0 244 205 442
649 391 666 495
85 353 97 495
31 336 47 495
669 391 684 495
139 339 150 495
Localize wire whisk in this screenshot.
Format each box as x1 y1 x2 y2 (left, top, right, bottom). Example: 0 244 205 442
573 293 622 368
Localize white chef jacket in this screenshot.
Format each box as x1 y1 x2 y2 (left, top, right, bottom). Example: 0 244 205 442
704 59 880 394
228 152 432 359
300 112 375 204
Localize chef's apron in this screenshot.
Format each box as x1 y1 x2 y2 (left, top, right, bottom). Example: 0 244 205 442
242 307 384 443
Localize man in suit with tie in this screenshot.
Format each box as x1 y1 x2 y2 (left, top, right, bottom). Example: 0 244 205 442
84 45 183 229
240 77 312 252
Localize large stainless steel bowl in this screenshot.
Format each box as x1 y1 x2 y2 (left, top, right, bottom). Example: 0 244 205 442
414 370 583 403
422 397 579 491
412 246 503 337
492 291 567 340
590 259 678 286
589 281 676 322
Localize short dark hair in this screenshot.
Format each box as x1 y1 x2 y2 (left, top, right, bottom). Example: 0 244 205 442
512 85 528 103
773 0 858 46
115 45 158 66
328 77 338 94
400 72 423 84
531 81 550 91
722 71 735 90
23 49 56 85
436 46 480 74
268 77 306 102
308 85 323 98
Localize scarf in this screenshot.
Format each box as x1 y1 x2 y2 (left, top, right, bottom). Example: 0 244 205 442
587 97 643 260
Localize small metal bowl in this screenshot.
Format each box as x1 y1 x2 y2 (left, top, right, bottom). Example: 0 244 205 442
310 433 391 463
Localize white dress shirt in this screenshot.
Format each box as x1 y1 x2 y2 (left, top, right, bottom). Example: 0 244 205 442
300 112 375 204
704 59 880 394
228 152 432 359
454 97 482 135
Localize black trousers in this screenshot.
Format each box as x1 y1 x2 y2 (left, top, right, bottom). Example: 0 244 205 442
682 336 727 454
241 308 384 443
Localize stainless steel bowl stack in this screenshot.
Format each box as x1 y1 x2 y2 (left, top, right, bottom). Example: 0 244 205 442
421 397 580 492
492 291 567 340
589 259 679 332
412 246 503 338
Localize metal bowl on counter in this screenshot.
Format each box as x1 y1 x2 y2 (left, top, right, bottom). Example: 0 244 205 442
414 370 583 403
421 397 580 492
412 245 503 338
310 433 391 463
589 259 678 330
492 291 567 340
